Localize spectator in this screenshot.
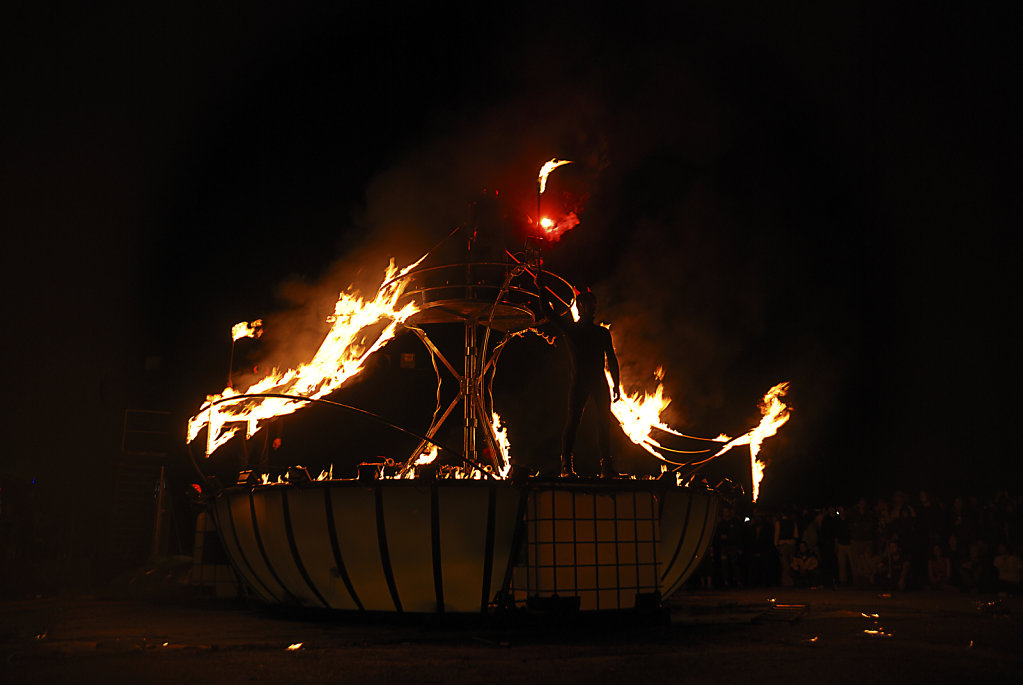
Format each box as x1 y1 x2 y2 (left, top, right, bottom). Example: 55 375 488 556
878 538 911 592
946 534 966 590
818 507 841 587
714 506 743 589
927 544 954 591
831 505 853 586
950 496 978 545
748 509 778 587
803 509 824 558
916 490 946 547
960 540 993 593
790 540 819 588
774 510 799 587
993 543 1022 594
888 491 917 542
874 498 892 552
848 498 876 588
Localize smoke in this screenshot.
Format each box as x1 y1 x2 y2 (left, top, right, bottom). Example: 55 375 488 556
224 38 821 479
241 89 614 382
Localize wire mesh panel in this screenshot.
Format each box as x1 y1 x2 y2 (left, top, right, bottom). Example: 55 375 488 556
521 486 660 611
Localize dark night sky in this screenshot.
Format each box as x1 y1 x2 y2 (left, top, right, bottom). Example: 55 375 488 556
2 3 1020 507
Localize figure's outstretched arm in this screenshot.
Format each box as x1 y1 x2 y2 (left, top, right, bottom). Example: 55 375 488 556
605 331 621 401
534 271 568 334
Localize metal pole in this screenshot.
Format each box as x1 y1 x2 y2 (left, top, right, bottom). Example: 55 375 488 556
537 180 542 224
227 339 236 388
463 321 478 469
150 465 168 561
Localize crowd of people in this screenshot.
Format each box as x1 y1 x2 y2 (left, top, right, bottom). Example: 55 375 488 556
698 490 1023 594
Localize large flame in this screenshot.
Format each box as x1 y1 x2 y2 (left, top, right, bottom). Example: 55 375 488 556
601 327 788 499
712 382 791 501
188 256 425 455
607 366 729 461
609 367 672 458
538 158 572 194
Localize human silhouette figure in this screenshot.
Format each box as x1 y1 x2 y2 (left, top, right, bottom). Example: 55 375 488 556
537 278 621 477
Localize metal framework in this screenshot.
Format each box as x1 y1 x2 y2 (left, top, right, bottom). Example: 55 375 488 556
390 255 575 473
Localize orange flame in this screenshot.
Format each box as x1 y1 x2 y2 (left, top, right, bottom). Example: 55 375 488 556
491 411 511 478
231 319 263 341
608 366 675 459
712 382 791 501
538 158 572 194
599 327 788 497
188 256 426 456
398 444 438 479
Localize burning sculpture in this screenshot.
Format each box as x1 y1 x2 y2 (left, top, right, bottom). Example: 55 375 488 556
187 159 789 613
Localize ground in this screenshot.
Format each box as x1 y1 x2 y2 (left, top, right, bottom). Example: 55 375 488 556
2 589 1021 683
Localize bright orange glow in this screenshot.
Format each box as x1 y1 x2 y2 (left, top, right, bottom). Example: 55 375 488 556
232 319 263 341
188 256 426 456
712 382 791 501
491 411 511 478
540 217 554 229
398 444 438 479
538 158 572 193
609 366 671 458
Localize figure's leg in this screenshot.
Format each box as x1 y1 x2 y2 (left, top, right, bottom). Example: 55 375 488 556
593 386 616 477
562 389 586 474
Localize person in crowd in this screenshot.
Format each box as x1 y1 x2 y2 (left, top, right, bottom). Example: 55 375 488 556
714 506 743 589
774 509 799 587
848 498 876 588
874 498 892 552
802 509 823 557
749 509 778 587
790 540 819 588
818 507 841 587
959 539 993 593
916 490 946 548
831 505 853 586
927 544 955 591
878 537 912 592
950 496 978 545
946 533 966 590
993 542 1022 594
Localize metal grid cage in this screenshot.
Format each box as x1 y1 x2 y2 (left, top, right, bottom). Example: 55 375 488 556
517 487 661 611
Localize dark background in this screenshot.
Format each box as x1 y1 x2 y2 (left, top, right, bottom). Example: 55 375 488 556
1 3 1019 582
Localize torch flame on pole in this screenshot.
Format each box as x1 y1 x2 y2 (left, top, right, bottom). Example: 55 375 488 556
232 319 263 341
538 158 572 194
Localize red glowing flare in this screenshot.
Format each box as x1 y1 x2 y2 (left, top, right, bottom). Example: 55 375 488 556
537 212 580 241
